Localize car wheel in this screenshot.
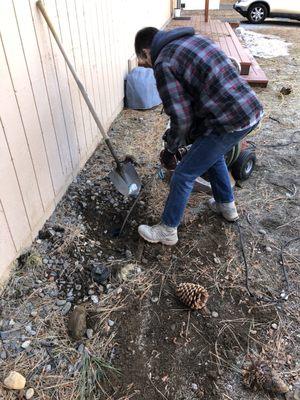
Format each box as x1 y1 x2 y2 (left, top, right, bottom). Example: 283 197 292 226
231 149 256 181
247 3 267 23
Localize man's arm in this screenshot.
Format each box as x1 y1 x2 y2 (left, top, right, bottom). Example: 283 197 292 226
155 62 193 153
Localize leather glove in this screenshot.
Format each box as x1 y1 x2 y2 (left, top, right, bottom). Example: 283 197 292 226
159 149 177 170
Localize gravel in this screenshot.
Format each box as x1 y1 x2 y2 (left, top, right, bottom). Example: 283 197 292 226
61 302 72 315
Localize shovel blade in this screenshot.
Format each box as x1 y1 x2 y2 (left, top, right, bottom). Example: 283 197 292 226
109 162 141 197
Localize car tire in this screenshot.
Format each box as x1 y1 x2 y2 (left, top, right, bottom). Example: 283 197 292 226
247 3 267 23
231 149 256 181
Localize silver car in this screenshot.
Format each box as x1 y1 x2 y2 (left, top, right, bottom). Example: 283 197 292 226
234 0 300 23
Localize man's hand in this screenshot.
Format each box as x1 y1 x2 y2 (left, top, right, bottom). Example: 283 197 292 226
160 149 177 170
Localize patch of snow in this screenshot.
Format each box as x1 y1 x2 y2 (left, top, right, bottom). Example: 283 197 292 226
235 27 291 59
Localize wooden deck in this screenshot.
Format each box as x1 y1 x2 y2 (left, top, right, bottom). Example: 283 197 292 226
167 14 268 87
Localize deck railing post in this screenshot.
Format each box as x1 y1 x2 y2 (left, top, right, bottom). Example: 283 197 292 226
205 0 209 22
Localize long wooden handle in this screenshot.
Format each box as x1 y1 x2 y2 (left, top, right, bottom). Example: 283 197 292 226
36 0 121 166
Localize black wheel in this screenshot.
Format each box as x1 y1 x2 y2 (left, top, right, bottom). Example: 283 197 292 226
231 149 256 181
247 3 267 23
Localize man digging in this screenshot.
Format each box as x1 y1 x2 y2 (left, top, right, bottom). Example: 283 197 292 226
134 27 263 246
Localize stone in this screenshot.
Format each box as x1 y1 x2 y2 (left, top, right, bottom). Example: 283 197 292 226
294 388 300 400
271 323 278 330
266 247 272 253
3 371 26 390
108 319 115 327
125 250 132 259
212 311 219 318
25 388 35 399
86 329 93 339
90 295 99 304
56 299 67 306
0 329 22 340
30 310 38 317
77 343 85 353
21 340 31 349
213 257 221 264
117 264 136 282
259 229 267 235
191 383 198 391
68 306 87 340
45 364 52 372
91 264 110 284
151 297 159 303
61 302 72 315
0 350 7 359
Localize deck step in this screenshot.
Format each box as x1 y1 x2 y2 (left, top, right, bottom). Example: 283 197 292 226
166 13 268 87
242 49 268 87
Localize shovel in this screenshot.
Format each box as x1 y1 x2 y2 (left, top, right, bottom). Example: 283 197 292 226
36 1 141 197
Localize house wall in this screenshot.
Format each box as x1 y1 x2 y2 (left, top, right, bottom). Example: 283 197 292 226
0 0 171 281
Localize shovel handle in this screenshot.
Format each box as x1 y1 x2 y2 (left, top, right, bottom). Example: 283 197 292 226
36 1 122 167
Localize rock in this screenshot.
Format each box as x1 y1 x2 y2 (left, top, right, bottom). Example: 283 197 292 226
91 264 110 284
212 311 219 318
259 229 267 235
213 257 221 264
25 325 36 336
86 329 93 339
108 319 115 327
45 364 52 372
280 86 292 96
293 383 300 400
151 297 159 303
68 306 87 340
91 295 99 304
30 310 38 317
0 329 22 340
266 247 272 253
116 287 123 295
271 323 278 330
3 371 26 390
61 302 72 315
116 264 136 282
77 343 85 353
56 299 67 306
125 250 132 259
1 350 7 359
25 388 35 399
21 340 31 349
191 383 198 391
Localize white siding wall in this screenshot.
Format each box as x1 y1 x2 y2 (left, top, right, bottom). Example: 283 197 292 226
0 0 171 281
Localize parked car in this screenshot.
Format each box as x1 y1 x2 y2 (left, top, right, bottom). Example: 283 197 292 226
233 1 300 23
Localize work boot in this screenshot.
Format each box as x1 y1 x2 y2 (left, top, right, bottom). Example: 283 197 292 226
208 198 239 222
138 223 178 245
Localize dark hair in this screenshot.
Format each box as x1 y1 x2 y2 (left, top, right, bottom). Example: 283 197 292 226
135 27 159 57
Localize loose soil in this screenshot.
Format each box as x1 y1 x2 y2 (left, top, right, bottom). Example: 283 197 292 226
0 8 299 400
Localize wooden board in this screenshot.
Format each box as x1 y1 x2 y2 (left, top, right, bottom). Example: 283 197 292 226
167 13 268 86
242 49 268 87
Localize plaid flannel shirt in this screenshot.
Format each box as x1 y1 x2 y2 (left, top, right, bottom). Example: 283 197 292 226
153 34 263 153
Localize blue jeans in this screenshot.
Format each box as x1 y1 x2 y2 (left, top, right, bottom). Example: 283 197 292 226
161 125 254 228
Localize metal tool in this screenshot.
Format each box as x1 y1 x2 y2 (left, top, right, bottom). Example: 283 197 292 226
36 1 141 197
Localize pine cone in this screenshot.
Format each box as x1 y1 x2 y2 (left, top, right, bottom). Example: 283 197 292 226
176 283 209 310
243 359 289 394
